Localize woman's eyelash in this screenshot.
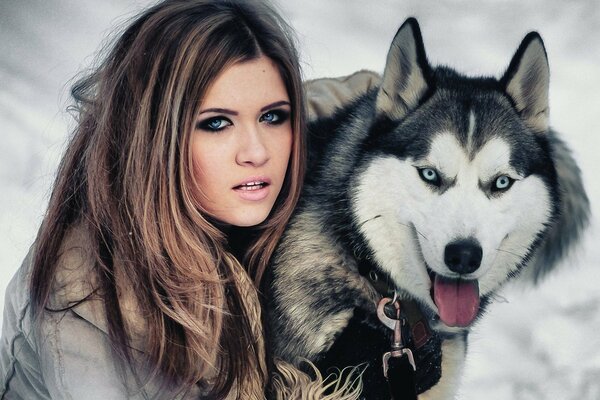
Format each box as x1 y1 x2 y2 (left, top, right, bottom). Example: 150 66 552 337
260 109 290 125
195 116 232 132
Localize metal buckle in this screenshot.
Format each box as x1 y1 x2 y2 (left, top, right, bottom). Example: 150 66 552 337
383 348 417 377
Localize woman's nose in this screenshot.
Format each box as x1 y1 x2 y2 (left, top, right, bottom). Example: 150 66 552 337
236 125 269 167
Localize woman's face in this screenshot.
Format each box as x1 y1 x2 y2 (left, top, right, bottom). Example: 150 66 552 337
191 56 293 227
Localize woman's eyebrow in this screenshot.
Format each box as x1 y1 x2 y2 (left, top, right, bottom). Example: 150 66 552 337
198 108 238 116
260 100 290 112
198 101 290 116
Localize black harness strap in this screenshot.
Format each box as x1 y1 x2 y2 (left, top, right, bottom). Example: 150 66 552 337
387 355 418 399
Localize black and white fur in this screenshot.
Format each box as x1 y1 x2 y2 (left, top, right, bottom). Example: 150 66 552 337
267 18 589 399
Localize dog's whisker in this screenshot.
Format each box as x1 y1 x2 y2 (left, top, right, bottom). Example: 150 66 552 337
357 215 428 241
488 292 510 304
495 248 523 258
413 227 428 241
357 215 382 229
398 222 428 241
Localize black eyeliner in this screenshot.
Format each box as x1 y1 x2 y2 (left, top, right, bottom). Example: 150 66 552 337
195 116 231 132
264 109 290 125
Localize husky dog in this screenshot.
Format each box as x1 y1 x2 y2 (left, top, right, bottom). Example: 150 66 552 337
266 18 589 399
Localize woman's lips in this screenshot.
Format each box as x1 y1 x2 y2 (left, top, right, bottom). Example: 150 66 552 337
233 177 271 201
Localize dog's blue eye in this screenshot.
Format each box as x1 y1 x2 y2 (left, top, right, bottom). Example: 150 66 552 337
422 169 437 181
418 168 441 187
492 175 514 192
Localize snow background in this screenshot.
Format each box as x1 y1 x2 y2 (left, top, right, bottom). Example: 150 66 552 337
1 0 598 398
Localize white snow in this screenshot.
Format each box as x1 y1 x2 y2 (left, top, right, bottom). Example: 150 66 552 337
1 0 598 398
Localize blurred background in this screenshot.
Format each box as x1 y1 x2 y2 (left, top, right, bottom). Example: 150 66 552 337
1 1 598 398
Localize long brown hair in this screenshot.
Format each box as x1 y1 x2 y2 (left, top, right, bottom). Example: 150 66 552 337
30 0 305 397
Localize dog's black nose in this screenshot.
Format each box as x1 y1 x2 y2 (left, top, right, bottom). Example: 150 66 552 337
444 239 482 274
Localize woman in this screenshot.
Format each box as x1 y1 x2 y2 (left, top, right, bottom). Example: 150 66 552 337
1 0 304 398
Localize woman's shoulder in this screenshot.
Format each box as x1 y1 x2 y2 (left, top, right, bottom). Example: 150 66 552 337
4 222 105 330
49 223 98 304
1 221 97 332
49 222 147 342
3 222 202 398
44 222 109 333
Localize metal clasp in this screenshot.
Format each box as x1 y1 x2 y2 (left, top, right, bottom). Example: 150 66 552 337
376 296 398 330
377 296 417 375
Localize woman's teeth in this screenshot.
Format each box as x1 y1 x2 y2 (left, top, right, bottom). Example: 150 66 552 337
236 182 266 190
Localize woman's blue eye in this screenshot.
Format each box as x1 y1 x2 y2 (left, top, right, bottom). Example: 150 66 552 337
492 175 514 192
196 117 231 132
260 109 289 125
418 167 441 187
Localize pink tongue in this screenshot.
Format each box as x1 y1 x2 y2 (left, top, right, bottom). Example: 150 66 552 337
433 276 480 327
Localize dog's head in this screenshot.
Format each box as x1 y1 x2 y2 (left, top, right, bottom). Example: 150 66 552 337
351 19 558 331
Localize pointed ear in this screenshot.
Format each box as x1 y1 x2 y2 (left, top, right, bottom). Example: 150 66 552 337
501 32 550 133
375 18 430 120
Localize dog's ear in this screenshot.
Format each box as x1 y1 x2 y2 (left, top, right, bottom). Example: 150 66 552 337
376 18 430 121
501 33 550 133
